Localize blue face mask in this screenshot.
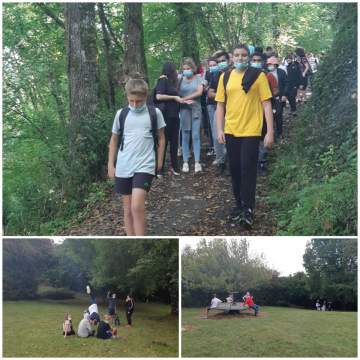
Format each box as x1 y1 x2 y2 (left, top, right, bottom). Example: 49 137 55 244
234 61 248 71
267 66 275 72
209 65 219 73
218 61 228 71
183 69 193 78
251 62 262 69
129 103 147 113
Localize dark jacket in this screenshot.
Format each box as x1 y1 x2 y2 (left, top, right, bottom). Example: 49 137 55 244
276 68 288 98
286 62 302 90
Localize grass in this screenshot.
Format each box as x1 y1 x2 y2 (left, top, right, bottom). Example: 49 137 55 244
3 299 178 357
182 306 357 357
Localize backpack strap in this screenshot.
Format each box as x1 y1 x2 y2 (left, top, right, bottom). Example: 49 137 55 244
118 106 130 151
223 69 233 113
147 105 159 175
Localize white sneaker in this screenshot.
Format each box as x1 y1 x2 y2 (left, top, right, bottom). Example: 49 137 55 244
177 148 182 157
86 285 91 294
182 162 189 173
212 159 219 166
195 162 202 173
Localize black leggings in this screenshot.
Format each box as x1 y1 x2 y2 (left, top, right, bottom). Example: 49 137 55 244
286 86 297 112
126 309 134 325
273 97 283 137
163 115 180 171
225 135 260 210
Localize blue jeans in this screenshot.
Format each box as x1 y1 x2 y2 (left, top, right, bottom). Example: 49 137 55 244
250 304 259 315
207 104 226 163
182 117 201 162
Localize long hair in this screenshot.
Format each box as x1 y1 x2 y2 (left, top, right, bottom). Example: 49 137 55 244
161 62 178 87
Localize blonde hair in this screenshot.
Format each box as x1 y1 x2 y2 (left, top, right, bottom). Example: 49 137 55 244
181 57 197 72
125 73 148 96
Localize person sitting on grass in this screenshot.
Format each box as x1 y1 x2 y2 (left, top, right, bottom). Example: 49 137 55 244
204 293 223 318
62 313 75 337
77 316 97 338
243 291 259 316
96 314 118 340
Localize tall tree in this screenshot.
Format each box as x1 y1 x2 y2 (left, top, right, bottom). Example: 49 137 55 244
64 3 98 157
123 3 148 82
174 3 200 66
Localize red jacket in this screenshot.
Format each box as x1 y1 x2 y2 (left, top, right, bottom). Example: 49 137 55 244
244 296 255 307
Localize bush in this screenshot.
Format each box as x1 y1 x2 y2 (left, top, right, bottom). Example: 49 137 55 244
37 286 75 300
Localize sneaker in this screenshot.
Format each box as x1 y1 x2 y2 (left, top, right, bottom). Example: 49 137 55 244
207 148 215 156
212 159 219 166
229 206 242 222
241 208 254 229
177 147 182 157
170 167 180 176
182 162 189 173
194 162 202 173
86 285 91 294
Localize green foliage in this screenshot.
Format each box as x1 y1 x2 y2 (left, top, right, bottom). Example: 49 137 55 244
269 3 357 235
182 307 357 357
37 286 75 300
303 239 357 310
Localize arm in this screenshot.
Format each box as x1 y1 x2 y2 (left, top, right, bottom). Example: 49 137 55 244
208 88 216 100
156 94 182 103
302 61 310 77
182 84 203 101
157 128 165 172
108 133 119 178
262 100 274 149
216 102 226 144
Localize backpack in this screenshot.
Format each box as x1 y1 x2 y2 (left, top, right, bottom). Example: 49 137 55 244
117 105 159 174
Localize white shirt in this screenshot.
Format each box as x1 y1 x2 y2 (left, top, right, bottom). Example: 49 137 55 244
77 318 92 338
210 297 222 308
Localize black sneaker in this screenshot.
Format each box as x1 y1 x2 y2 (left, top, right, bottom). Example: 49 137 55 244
241 208 254 229
229 206 242 222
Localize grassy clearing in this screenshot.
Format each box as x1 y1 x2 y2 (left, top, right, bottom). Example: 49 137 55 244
182 306 357 357
3 299 178 357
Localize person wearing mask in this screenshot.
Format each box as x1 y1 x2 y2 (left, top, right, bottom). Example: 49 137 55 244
285 54 302 116
215 44 274 228
266 56 288 140
207 50 230 175
155 63 184 176
178 57 204 174
295 47 311 102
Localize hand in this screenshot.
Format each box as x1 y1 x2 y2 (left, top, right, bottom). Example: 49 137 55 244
281 96 287 102
264 132 274 149
183 99 194 105
108 164 115 178
175 96 184 104
217 131 226 144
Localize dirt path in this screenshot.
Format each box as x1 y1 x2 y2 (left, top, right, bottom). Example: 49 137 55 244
62 107 299 236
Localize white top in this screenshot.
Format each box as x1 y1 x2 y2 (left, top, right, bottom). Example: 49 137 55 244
210 297 222 308
88 303 98 315
77 318 92 338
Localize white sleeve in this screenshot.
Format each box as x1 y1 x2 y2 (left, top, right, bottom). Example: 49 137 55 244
155 108 166 129
112 109 122 134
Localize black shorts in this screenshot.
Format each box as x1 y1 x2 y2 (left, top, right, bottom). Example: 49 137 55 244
115 173 154 195
108 308 115 316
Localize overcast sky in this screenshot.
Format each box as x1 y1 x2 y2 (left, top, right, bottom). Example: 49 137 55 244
181 237 311 276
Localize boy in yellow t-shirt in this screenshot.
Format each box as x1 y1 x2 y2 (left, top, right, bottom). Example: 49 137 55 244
215 44 274 229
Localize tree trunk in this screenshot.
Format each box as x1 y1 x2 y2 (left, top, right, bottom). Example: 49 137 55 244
64 3 98 157
174 3 200 67
98 3 116 110
122 3 148 83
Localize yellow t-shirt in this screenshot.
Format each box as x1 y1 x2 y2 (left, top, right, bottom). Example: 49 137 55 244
215 70 272 137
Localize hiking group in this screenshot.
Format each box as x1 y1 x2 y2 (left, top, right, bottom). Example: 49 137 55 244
108 45 319 236
62 285 135 340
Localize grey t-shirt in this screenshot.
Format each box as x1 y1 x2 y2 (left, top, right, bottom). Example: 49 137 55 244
77 318 92 338
112 107 166 177
178 74 203 105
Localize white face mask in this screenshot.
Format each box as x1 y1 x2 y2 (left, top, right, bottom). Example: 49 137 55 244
129 103 147 113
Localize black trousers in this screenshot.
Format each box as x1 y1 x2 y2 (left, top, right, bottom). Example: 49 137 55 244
126 309 133 325
225 135 260 210
272 97 283 137
286 86 297 112
163 115 180 171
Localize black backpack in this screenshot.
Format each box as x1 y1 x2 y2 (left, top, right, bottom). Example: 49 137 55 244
117 105 159 174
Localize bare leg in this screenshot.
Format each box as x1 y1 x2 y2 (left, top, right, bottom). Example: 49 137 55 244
131 188 147 236
123 195 135 236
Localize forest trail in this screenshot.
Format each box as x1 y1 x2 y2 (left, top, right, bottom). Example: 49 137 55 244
62 105 301 236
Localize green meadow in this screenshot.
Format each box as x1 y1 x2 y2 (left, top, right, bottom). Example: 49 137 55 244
182 306 357 357
3 300 178 357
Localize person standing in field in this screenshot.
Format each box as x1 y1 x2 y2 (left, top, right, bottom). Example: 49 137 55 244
215 44 274 229
108 76 166 236
125 295 135 327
